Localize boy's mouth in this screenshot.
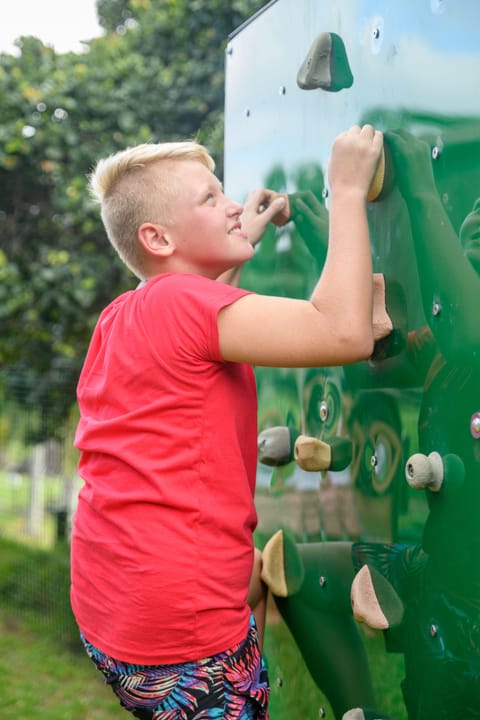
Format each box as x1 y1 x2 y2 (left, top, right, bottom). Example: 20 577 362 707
228 222 247 238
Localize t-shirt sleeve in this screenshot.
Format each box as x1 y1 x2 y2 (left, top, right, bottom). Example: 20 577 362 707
138 274 252 363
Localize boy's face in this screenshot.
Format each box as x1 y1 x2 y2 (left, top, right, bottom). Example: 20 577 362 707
162 160 254 278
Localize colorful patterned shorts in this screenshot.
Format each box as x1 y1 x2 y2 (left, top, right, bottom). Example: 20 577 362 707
81 615 269 719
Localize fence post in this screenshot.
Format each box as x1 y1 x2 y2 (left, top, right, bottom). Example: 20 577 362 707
27 443 46 537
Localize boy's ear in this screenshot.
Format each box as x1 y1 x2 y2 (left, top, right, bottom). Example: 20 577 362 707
138 222 175 257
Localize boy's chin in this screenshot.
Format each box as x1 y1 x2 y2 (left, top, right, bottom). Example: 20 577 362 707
243 241 255 258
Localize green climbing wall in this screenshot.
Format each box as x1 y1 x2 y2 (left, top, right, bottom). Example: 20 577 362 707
224 1 480 718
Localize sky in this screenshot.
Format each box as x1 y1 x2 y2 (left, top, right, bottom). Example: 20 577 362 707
0 0 104 55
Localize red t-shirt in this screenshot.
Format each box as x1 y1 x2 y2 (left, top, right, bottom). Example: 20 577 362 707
71 273 258 664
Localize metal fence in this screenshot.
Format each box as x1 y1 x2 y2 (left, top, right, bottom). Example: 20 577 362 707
0 374 80 549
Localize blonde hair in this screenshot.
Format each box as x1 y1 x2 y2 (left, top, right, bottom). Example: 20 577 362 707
88 141 215 278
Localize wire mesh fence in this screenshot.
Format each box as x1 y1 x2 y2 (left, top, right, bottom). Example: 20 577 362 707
0 369 81 640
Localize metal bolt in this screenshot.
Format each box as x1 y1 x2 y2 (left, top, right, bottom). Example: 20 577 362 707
371 17 384 54
319 576 327 588
432 301 441 317
319 708 327 718
432 146 442 160
371 454 378 469
430 624 438 637
471 412 480 439
279 85 286 95
322 188 329 199
320 400 329 422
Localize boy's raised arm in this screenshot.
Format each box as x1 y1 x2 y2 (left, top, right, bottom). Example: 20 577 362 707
218 125 383 368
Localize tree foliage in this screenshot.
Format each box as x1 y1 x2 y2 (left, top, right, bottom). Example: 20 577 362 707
0 0 265 438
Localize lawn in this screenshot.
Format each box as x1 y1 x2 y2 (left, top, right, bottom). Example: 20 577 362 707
0 536 407 720
0 607 120 720
0 602 406 720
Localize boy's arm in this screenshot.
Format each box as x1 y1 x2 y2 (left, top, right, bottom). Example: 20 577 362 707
218 125 383 368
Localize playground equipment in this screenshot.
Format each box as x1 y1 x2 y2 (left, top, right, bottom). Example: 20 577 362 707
224 2 480 718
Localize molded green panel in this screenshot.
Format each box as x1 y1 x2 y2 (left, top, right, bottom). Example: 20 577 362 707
224 2 480 719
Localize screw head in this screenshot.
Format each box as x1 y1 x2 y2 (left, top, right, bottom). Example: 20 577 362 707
320 400 329 422
471 412 480 439
432 301 441 316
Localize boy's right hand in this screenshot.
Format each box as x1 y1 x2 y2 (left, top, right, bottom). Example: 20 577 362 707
328 124 383 200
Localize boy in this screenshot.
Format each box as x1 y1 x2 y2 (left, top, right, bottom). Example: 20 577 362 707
71 124 383 719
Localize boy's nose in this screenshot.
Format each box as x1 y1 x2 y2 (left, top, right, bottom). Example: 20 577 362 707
227 200 243 216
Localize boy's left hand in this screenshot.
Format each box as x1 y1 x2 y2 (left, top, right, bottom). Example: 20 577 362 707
241 189 289 247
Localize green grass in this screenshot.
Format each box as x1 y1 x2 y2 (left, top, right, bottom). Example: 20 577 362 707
0 605 406 720
0 607 121 720
0 536 407 720
0 537 121 719
265 611 406 720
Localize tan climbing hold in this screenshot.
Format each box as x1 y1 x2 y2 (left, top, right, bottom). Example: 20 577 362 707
294 434 331 471
367 146 386 202
260 529 288 597
372 273 393 341
351 565 389 630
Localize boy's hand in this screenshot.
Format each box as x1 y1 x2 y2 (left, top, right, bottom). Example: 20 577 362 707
241 189 288 247
329 124 383 199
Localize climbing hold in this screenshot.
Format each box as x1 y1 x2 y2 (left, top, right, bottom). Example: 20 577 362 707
294 435 352 472
261 528 305 597
405 451 443 492
370 275 407 363
297 32 353 92
342 709 393 720
258 425 298 466
351 564 404 630
258 193 291 227
367 142 394 202
271 193 291 226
